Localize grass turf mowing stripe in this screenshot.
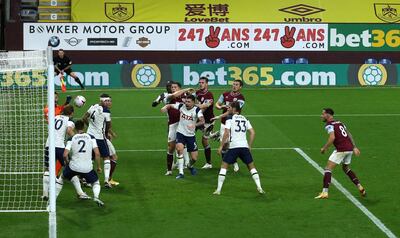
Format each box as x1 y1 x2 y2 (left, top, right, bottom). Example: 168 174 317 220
112 114 400 119
294 148 397 238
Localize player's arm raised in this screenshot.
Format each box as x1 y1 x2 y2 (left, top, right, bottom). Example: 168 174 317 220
321 132 335 154
160 104 172 113
171 88 194 99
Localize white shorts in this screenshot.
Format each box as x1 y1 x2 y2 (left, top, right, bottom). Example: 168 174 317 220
328 150 353 165
106 139 116 156
168 122 178 143
219 124 225 142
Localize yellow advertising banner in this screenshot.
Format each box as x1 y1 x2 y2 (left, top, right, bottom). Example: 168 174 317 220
71 0 400 23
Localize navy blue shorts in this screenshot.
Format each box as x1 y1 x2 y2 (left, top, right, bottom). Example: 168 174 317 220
96 138 110 158
176 132 198 152
63 165 99 184
44 147 65 168
223 148 254 165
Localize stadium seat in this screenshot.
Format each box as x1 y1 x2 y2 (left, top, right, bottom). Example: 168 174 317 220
213 58 226 64
379 58 392 64
364 58 378 64
281 58 295 64
130 59 144 65
199 58 213 64
296 58 309 64
116 60 129 64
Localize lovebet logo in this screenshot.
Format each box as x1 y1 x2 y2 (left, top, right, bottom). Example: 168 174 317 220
329 27 400 50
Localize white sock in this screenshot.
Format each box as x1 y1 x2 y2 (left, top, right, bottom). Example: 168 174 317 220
177 155 184 175
323 188 329 193
183 148 190 166
71 176 84 195
104 160 111 182
216 168 227 192
92 180 100 199
43 171 49 197
55 177 63 198
250 168 262 189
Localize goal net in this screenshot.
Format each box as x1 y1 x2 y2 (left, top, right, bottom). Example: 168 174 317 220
0 50 51 212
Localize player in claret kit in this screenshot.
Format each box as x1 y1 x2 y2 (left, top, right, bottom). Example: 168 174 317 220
195 76 215 169
161 94 205 179
152 81 194 176
315 108 366 199
212 79 245 172
213 102 265 195
56 120 104 207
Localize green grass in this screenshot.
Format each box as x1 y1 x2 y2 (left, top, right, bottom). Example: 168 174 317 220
2 87 400 238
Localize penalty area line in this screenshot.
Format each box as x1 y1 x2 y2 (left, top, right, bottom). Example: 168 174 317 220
294 148 397 238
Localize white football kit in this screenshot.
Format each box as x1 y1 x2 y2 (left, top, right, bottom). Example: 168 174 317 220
87 104 111 140
66 133 98 173
46 115 74 148
173 103 203 137
225 114 253 149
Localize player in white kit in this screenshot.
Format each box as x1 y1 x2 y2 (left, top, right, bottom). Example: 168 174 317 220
83 94 112 188
214 102 265 195
161 94 205 179
56 120 104 207
42 105 89 200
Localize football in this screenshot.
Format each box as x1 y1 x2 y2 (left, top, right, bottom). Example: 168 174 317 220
74 95 86 107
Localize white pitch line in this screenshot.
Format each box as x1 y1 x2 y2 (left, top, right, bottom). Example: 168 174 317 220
294 148 397 238
117 147 295 152
113 113 400 119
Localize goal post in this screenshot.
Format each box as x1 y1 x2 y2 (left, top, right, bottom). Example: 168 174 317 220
0 47 56 237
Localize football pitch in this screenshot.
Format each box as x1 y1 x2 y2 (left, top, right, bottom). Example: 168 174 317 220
2 87 400 238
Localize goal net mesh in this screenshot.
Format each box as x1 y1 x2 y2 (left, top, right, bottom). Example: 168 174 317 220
0 50 49 211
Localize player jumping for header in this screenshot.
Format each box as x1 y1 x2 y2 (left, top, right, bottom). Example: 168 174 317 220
214 102 265 195
316 108 366 199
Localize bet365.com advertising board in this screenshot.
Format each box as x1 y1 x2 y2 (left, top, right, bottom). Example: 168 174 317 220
3 64 396 89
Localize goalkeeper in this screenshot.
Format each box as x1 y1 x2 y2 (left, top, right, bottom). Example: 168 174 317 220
43 92 72 121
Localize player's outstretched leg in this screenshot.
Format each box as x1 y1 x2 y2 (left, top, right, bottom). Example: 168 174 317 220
55 176 64 198
183 147 190 167
201 136 212 169
175 143 185 179
213 167 227 195
92 180 104 207
42 171 50 200
187 151 198 176
247 162 265 194
71 176 91 200
342 164 366 197
165 152 173 176
316 169 331 199
103 158 112 188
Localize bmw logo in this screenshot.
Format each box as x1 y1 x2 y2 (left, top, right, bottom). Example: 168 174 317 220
48 36 60 47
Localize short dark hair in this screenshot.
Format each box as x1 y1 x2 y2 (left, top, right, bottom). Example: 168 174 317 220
230 101 241 113
75 120 85 131
199 76 209 83
100 93 111 98
186 94 196 102
323 108 334 116
58 49 64 52
233 79 243 87
171 81 181 88
166 81 173 93
62 105 74 116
